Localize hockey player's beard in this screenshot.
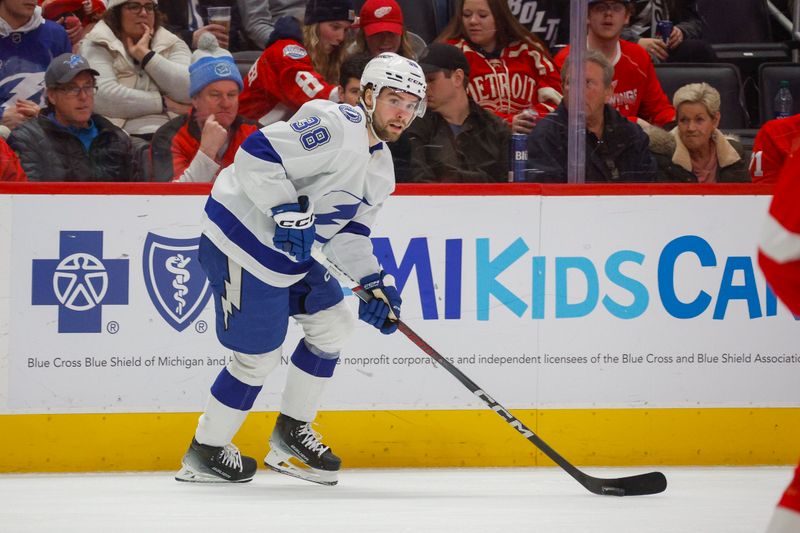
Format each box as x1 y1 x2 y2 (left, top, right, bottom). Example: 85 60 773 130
371 115 405 143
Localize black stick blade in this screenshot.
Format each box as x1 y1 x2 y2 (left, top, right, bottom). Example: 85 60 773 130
587 471 668 497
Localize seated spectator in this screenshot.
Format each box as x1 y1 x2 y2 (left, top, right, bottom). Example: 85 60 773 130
236 0 304 50
438 0 562 134
508 0 570 50
350 0 423 59
238 0 354 124
526 50 656 183
623 0 716 63
0 136 26 180
403 42 509 182
353 0 444 44
80 0 191 138
338 51 371 106
0 0 71 130
151 34 258 182
554 0 676 128
750 113 800 183
647 83 750 182
160 0 247 52
42 0 106 49
8 53 138 181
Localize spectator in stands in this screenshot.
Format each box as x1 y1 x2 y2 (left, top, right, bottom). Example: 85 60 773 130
0 0 71 130
350 0 423 59
526 50 656 183
403 42 509 182
438 0 562 134
80 0 192 139
623 0 716 63
7 53 138 181
648 83 749 182
554 0 676 128
160 0 247 52
0 136 26 180
749 113 800 183
353 0 447 44
508 0 569 50
42 0 106 49
151 34 258 182
238 0 354 125
338 51 371 106
237 0 304 50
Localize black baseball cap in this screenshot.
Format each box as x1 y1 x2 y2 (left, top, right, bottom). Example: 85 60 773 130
45 53 99 88
418 43 470 76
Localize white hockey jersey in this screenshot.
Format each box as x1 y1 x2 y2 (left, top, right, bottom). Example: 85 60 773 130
202 99 394 287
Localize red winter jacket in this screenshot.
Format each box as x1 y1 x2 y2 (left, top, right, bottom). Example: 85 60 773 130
0 137 26 181
554 40 675 127
150 111 258 182
759 151 800 315
447 38 562 125
238 19 336 124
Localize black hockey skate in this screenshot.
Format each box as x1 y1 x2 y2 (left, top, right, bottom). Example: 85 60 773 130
264 414 341 486
175 438 257 483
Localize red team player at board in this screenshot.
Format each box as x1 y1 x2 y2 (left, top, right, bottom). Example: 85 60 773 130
758 146 800 533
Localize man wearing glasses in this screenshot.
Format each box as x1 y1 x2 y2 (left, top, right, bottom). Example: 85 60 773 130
554 0 675 128
7 53 138 181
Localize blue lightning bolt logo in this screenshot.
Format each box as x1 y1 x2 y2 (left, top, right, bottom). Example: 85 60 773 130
315 190 371 226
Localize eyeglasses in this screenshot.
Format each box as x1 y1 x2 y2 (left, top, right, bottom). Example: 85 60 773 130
590 2 627 14
122 2 157 13
58 85 98 97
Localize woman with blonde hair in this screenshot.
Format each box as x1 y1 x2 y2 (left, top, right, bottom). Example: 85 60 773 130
438 0 562 134
649 82 750 183
237 0 354 125
80 0 191 138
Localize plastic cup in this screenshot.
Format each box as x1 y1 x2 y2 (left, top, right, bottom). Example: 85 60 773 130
207 6 231 47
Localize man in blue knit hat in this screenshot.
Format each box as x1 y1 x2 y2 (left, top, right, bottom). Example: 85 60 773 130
151 33 258 182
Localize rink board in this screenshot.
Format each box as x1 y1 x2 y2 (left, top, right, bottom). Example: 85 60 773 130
1 183 798 472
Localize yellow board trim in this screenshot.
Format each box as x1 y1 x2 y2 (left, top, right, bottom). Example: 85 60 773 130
1 408 798 473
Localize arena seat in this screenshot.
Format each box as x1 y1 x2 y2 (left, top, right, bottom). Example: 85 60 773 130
696 0 790 61
758 62 800 124
654 63 750 129
232 51 262 80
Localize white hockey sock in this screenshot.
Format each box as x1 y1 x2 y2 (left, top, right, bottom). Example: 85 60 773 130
280 362 331 422
194 394 249 447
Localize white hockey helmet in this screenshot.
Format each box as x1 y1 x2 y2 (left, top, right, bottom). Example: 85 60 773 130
360 52 427 120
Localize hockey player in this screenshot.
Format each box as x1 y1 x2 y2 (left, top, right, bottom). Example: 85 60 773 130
175 52 427 486
758 152 800 533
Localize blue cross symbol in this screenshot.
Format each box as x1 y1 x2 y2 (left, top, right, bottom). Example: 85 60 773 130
32 231 129 333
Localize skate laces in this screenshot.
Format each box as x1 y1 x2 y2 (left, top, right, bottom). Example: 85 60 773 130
296 423 330 457
217 444 244 472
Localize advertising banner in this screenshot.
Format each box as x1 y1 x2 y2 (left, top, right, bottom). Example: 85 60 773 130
2 192 797 414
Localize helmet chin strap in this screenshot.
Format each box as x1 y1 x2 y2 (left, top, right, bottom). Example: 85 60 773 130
360 92 390 143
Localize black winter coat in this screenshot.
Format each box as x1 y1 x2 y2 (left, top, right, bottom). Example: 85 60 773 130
8 113 137 182
623 0 704 42
160 0 247 51
400 98 510 183
526 103 657 183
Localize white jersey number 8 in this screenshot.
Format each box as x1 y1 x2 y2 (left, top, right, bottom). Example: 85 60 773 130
295 71 325 98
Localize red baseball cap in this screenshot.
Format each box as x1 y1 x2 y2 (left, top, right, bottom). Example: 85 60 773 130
359 0 404 37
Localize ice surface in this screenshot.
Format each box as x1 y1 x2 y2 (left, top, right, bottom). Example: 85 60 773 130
0 466 791 533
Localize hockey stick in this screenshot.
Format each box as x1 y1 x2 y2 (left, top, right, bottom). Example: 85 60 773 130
312 247 667 497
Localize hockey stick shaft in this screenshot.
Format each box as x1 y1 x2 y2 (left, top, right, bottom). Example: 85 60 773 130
311 248 666 496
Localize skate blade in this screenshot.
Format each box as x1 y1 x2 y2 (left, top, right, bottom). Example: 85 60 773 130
264 449 338 486
174 464 253 484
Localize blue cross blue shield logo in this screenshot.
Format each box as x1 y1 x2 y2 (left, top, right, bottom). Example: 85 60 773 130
31 231 129 333
143 233 211 332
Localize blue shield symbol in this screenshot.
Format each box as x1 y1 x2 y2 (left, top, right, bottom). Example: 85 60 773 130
143 233 211 332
